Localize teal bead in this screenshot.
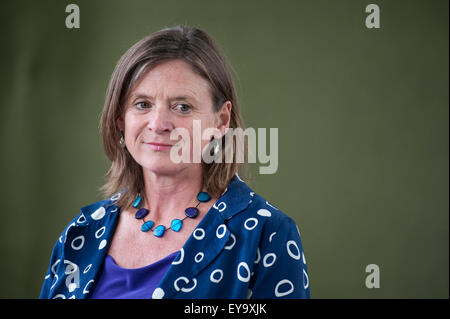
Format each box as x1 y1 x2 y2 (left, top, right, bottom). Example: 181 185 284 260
132 195 142 208
171 219 183 232
141 220 154 232
153 225 165 237
197 191 211 202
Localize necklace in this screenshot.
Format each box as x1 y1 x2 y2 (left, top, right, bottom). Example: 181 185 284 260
132 191 211 238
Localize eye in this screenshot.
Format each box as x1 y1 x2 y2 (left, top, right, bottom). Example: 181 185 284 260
134 101 150 110
173 103 192 114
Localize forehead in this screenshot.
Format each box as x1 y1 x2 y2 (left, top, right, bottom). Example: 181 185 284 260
130 59 212 101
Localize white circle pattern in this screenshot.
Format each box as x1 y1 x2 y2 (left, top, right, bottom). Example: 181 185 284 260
95 226 105 239
83 280 94 294
254 248 261 264
216 224 227 238
286 240 301 260
152 288 165 299
194 252 204 263
213 202 227 212
224 233 236 250
263 253 277 267
98 239 107 250
70 236 85 251
91 207 105 220
275 279 294 297
237 262 251 282
172 248 184 265
110 193 121 201
303 269 309 289
193 228 205 240
244 218 258 231
257 209 271 217
269 232 276 243
174 277 197 293
77 215 86 224
83 264 92 274
210 269 224 283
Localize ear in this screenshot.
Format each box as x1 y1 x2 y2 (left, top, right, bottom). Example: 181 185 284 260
215 101 232 136
116 116 125 132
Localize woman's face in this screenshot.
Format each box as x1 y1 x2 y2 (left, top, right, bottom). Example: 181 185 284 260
117 59 231 176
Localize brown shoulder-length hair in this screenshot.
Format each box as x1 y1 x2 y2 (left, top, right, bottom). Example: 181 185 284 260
99 25 247 209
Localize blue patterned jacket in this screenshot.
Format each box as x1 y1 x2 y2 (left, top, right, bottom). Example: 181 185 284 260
39 175 310 299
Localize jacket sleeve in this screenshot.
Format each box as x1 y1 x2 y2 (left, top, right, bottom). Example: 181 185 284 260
39 235 64 299
249 216 311 299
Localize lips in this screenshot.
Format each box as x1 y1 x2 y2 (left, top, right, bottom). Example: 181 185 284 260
146 142 173 147
145 141 174 151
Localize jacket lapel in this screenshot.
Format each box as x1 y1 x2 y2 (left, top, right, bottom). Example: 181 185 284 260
156 175 253 299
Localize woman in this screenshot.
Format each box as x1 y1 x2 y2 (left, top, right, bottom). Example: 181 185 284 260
39 25 310 299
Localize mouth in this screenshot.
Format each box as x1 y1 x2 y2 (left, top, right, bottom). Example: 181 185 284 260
145 142 174 151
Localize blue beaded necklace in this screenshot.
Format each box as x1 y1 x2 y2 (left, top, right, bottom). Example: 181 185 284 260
132 191 211 238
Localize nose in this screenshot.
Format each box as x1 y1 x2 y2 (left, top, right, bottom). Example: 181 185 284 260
147 104 174 134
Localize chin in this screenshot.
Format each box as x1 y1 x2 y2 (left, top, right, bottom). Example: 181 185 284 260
140 160 185 176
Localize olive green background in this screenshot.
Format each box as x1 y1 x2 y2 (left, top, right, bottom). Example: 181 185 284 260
0 0 448 298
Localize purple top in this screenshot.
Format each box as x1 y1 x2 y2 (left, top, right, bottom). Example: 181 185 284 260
88 251 179 299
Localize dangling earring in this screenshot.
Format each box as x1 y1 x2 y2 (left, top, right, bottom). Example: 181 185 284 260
119 131 126 148
209 136 220 156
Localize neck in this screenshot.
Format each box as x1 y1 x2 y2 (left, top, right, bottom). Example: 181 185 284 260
140 166 204 224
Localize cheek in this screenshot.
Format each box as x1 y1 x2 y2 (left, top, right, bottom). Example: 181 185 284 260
124 114 144 138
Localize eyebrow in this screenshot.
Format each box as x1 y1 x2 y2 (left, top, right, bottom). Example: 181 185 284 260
130 93 197 103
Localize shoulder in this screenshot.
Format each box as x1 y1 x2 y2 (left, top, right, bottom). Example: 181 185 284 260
222 178 310 298
237 189 299 238
252 190 297 228
57 192 123 245
223 175 301 243
40 191 124 299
